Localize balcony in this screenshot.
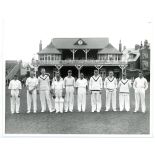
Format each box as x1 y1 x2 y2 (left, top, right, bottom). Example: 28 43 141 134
38 60 127 66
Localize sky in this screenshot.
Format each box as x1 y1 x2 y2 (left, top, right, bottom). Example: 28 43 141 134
1 0 153 62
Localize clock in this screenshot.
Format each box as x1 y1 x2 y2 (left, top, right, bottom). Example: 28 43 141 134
78 40 83 45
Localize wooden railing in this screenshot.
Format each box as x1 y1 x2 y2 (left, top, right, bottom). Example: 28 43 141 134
38 60 127 66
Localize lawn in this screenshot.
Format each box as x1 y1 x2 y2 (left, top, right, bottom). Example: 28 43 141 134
5 85 150 134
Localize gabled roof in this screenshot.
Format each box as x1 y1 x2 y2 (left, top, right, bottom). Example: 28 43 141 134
98 44 122 54
52 38 109 49
122 48 140 62
39 42 61 54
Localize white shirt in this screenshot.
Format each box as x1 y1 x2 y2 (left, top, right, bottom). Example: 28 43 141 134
52 77 63 82
104 76 117 90
76 78 87 89
8 79 22 90
26 77 38 91
38 74 50 91
118 79 132 93
64 76 75 87
52 80 65 90
133 77 148 90
89 75 103 91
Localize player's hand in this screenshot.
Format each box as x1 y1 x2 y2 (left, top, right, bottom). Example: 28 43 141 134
90 90 92 94
53 95 56 99
99 90 102 94
37 90 39 94
18 94 20 97
29 90 32 94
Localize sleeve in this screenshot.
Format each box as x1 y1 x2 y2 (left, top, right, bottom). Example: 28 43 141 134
100 77 103 90
36 78 38 86
73 78 76 87
62 81 65 89
75 79 79 88
64 77 66 87
25 78 28 87
104 78 107 89
133 79 137 90
89 78 92 90
51 81 55 90
144 79 148 90
8 81 12 89
118 81 121 88
19 81 22 89
114 78 117 89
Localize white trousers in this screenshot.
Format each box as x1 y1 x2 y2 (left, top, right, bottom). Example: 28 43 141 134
10 90 20 113
40 90 52 112
27 89 37 112
119 93 130 111
64 86 74 112
135 88 146 112
77 88 86 112
91 91 101 112
106 90 116 111
55 89 64 113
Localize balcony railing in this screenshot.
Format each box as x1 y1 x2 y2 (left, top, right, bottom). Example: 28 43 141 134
38 60 128 66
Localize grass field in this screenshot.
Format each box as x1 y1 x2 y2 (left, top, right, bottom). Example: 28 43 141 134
5 85 150 134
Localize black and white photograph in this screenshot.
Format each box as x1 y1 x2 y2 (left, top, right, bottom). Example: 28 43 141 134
0 0 155 155
5 37 150 134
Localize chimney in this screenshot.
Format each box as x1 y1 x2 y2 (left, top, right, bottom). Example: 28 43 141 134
140 41 143 49
119 40 122 52
39 40 42 52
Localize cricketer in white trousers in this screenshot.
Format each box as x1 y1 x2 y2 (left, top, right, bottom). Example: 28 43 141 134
133 77 148 113
64 76 75 112
76 78 88 112
27 90 37 112
104 77 117 111
26 77 38 113
38 74 52 112
52 79 65 113
89 75 103 112
8 79 22 114
118 79 132 111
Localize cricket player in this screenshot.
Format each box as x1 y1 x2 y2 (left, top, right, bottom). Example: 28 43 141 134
133 71 148 113
51 72 65 113
8 75 22 114
76 73 88 112
38 68 53 112
26 71 38 113
104 70 117 111
118 73 132 111
89 70 103 112
64 70 75 112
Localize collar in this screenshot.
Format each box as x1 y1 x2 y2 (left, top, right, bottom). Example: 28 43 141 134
107 76 114 82
121 79 128 85
40 74 48 80
92 75 100 82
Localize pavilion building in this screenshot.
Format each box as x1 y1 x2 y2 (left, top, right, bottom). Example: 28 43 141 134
37 38 127 79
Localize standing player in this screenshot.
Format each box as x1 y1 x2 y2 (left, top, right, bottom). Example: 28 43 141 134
26 71 38 113
38 68 53 112
64 70 75 112
8 75 22 114
104 70 117 111
133 71 148 113
118 73 132 112
76 73 88 112
89 70 103 112
51 72 65 113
